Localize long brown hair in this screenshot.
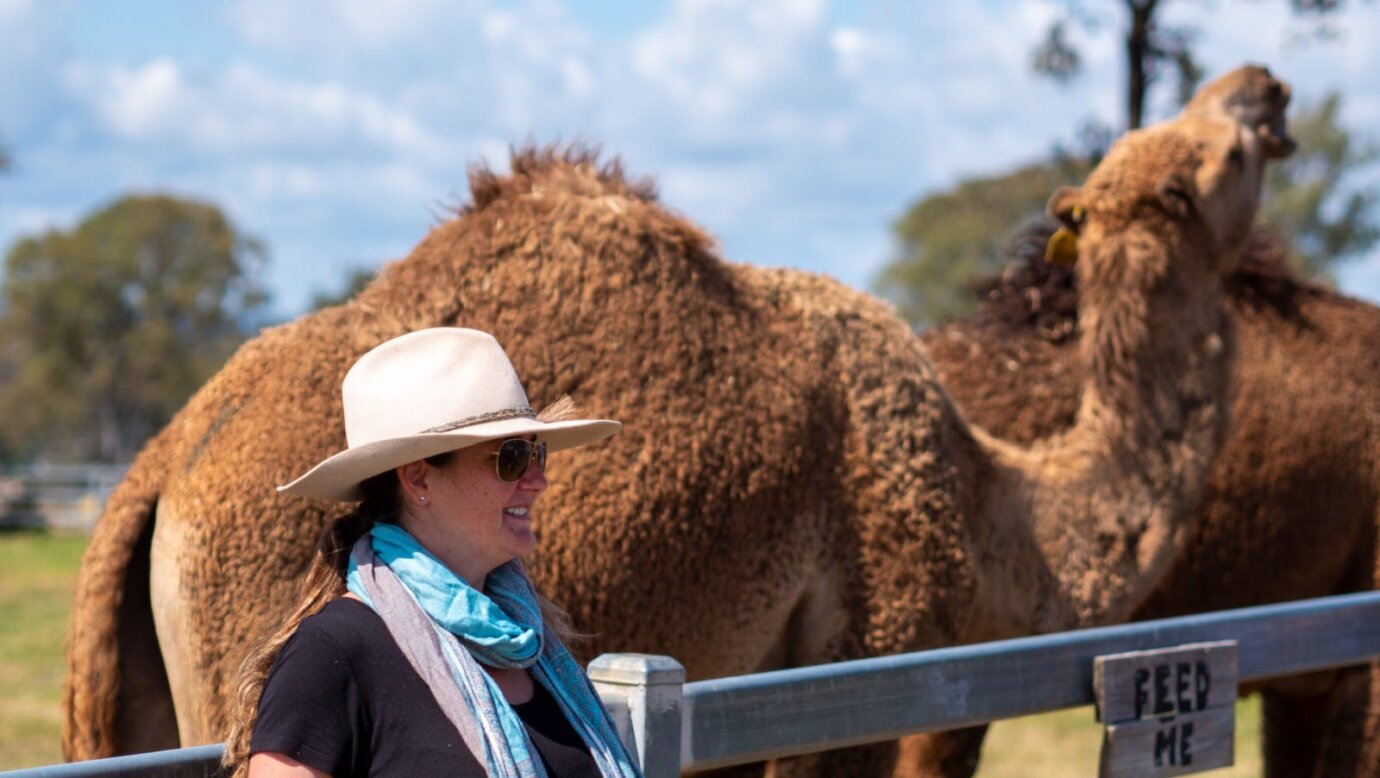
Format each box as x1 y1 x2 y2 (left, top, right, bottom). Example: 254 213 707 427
222 446 581 775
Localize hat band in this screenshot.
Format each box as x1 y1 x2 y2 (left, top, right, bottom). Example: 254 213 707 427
419 406 536 434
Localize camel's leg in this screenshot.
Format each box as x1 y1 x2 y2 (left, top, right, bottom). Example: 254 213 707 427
688 574 852 778
890 727 988 778
1261 687 1330 778
766 743 898 778
1306 665 1377 778
760 567 908 778
1355 662 1380 775
149 501 212 745
1258 666 1356 778
688 744 902 778
113 515 179 752
690 746 901 778
1262 664 1380 778
689 746 902 778
1263 531 1380 777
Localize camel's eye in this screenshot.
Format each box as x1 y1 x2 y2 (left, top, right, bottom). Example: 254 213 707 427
1228 148 1245 167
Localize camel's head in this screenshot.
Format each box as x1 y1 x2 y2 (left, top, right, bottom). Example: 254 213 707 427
1183 63 1295 159
1046 112 1271 275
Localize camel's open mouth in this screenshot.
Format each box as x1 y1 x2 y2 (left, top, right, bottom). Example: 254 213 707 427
1261 119 1297 159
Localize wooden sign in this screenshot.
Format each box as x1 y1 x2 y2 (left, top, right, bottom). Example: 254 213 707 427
1094 641 1238 778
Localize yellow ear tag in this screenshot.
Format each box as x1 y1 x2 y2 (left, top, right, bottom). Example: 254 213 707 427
1045 227 1079 267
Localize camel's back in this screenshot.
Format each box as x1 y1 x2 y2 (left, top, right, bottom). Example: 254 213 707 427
919 316 1081 444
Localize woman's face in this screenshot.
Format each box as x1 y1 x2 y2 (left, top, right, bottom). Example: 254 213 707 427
408 437 548 580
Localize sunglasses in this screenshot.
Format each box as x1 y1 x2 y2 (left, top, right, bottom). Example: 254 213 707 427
491 438 548 482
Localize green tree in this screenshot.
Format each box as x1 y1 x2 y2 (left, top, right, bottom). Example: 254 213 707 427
1260 94 1379 277
1034 0 1346 130
0 195 268 462
875 95 1376 325
875 155 1094 325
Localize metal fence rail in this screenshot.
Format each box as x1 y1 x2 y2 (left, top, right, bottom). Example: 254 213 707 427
10 591 1380 778
0 746 224 778
676 590 1380 771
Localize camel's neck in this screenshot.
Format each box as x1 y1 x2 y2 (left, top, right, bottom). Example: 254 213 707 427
1075 225 1232 456
968 223 1235 638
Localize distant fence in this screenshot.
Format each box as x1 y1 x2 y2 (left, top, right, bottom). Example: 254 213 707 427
8 591 1380 777
0 463 127 532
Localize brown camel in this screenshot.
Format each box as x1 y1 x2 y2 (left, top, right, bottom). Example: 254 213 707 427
64 111 1269 776
906 226 1380 778
892 69 1377 778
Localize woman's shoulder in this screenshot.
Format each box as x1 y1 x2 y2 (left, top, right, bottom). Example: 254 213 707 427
264 598 399 703
304 595 376 626
254 600 380 775
285 597 388 660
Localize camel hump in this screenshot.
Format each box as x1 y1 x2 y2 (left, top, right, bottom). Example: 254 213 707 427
466 145 660 213
63 432 179 759
747 265 907 328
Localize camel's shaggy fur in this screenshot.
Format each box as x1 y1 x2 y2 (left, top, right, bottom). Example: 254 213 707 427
913 223 1380 778
65 113 1267 775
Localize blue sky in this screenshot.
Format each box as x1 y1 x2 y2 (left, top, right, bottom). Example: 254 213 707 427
2 0 1378 317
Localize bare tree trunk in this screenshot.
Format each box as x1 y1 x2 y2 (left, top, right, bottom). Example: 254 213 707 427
1125 0 1160 130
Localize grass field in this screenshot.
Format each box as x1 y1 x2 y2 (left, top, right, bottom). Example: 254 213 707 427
0 530 87 770
0 531 1265 774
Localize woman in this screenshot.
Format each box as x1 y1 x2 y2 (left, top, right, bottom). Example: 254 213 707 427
223 327 639 778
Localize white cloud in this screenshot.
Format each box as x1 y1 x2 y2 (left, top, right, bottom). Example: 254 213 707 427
628 0 830 133
74 57 185 139
0 0 36 27
828 27 870 78
63 59 448 157
227 0 478 51
235 160 438 204
0 204 77 239
656 162 773 229
0 1 74 138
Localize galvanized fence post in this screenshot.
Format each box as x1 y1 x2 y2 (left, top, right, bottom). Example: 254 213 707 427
588 653 685 778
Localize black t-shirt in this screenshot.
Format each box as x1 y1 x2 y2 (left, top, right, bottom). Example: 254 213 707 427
250 598 601 777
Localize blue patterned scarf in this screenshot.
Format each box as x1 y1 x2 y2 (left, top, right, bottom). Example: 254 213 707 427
346 523 641 778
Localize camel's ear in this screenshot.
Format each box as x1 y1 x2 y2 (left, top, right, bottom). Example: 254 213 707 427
1157 172 1196 220
1045 186 1084 267
1046 186 1085 232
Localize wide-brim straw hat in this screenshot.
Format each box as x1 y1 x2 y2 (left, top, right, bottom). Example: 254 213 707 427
279 327 621 502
